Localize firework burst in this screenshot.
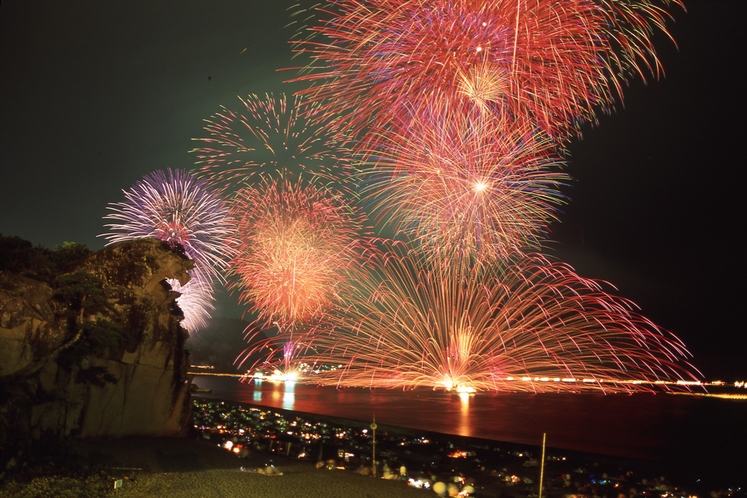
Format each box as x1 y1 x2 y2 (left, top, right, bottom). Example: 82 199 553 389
301 247 699 393
290 0 682 144
363 107 568 263
228 176 369 332
100 168 236 331
191 92 353 193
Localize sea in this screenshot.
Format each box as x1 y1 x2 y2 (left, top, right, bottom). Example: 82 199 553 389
192 375 747 487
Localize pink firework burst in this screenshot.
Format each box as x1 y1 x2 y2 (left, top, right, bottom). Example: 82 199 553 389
191 92 353 193
362 107 569 263
300 246 700 393
290 0 682 144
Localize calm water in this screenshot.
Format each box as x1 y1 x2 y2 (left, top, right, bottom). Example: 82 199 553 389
193 375 746 483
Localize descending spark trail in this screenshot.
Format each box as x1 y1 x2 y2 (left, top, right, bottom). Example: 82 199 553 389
167 273 216 332
298 247 699 393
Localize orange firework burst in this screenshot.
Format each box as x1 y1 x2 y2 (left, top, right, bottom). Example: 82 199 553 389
362 107 569 264
300 246 700 393
290 0 683 145
228 176 369 332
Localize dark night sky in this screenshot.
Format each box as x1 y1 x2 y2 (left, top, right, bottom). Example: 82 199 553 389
1 1 745 380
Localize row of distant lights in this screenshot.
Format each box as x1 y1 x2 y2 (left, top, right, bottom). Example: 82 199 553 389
194 367 745 390
440 377 710 393
256 373 745 390
502 376 708 386
250 367 739 388
459 377 747 389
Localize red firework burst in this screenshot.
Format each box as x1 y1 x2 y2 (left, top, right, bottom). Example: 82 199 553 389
290 0 682 144
362 106 569 263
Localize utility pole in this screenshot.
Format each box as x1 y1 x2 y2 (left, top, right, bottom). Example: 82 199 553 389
539 433 546 498
371 415 378 478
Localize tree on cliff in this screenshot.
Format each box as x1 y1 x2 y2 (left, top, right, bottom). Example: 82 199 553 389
53 270 127 385
0 235 91 281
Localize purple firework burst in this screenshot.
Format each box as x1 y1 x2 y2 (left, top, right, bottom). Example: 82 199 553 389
99 168 237 331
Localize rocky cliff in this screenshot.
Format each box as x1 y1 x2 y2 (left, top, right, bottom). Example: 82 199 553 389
0 238 195 474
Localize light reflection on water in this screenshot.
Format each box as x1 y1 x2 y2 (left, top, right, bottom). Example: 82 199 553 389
283 381 295 411
192 375 747 476
253 381 262 402
252 379 296 411
458 392 471 437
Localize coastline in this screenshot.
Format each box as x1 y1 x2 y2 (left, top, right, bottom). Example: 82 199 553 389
2 396 742 497
189 373 747 486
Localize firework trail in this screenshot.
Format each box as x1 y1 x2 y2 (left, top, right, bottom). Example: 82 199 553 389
290 0 682 145
100 168 236 331
362 106 568 263
191 92 353 193
300 246 699 393
228 176 370 336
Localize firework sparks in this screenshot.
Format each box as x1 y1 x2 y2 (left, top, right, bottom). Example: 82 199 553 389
191 92 353 193
175 0 695 387
236 328 319 381
300 247 699 393
290 0 683 144
99 168 236 331
362 107 568 263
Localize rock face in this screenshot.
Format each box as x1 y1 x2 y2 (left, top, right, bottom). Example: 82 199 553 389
0 274 60 378
0 238 195 471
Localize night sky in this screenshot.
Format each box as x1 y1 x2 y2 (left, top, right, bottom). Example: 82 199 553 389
2 1 745 380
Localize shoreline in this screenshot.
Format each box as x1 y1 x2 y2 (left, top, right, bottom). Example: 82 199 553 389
190 398 740 497
192 393 661 466
189 373 747 484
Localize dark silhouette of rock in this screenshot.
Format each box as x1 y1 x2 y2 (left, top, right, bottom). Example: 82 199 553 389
0 238 195 476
